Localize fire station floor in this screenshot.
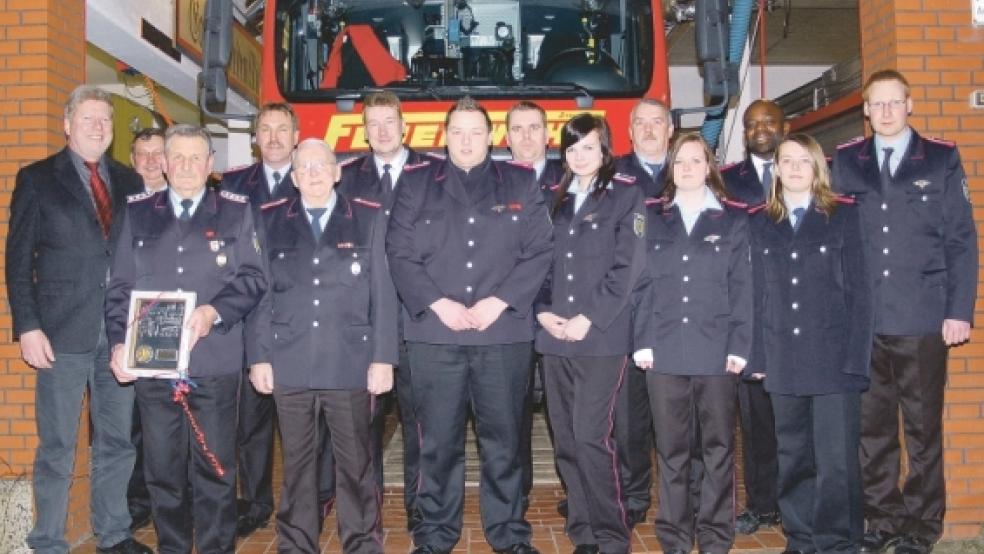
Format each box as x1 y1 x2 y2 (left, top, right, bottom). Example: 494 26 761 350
75 405 794 553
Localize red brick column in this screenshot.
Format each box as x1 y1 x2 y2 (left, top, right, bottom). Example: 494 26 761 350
0 0 91 546
859 0 984 541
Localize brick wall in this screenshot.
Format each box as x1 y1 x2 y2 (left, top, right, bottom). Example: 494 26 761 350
859 0 984 541
0 0 90 546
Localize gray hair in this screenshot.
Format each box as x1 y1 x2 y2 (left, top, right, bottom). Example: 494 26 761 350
292 138 336 163
64 85 114 120
629 97 671 122
164 124 213 154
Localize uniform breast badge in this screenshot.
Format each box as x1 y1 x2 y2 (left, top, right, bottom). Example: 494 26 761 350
634 213 646 238
216 253 228 267
351 261 362 276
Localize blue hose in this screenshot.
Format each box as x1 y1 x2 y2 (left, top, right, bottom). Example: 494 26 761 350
700 0 756 149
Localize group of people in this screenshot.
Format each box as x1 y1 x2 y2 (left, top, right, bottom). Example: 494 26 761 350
6 67 975 554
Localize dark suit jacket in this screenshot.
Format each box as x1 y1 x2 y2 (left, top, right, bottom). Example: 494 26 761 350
221 162 298 207
634 199 753 375
247 194 398 389
722 156 768 205
105 190 267 377
749 201 872 395
832 130 977 335
535 180 647 357
386 156 553 345
6 148 142 353
615 153 667 198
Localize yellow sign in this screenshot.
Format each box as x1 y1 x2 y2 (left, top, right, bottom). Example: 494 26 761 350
324 110 605 152
175 0 261 105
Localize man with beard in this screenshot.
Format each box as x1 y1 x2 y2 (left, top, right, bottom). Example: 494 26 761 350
222 102 301 537
721 99 788 534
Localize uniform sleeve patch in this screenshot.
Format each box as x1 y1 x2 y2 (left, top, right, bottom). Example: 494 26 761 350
633 213 646 238
260 197 289 210
126 191 154 203
836 136 865 150
613 173 637 184
219 190 249 203
352 197 382 209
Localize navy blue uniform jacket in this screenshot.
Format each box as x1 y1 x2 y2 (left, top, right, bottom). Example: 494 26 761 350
7 149 142 352
831 131 977 335
222 161 298 206
247 194 398 389
105 190 268 377
535 180 647 357
615 153 667 199
337 148 432 216
386 156 553 345
634 199 753 375
749 201 872 395
722 157 768 205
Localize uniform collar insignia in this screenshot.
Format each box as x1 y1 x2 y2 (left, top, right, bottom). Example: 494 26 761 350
337 242 354 249
704 234 721 244
913 179 931 189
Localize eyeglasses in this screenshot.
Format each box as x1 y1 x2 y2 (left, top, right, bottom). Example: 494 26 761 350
867 99 907 112
294 160 335 175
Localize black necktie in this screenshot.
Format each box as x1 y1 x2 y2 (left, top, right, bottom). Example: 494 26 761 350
179 199 193 222
792 206 806 231
380 163 393 190
307 208 327 241
271 171 282 196
880 147 894 189
762 162 773 194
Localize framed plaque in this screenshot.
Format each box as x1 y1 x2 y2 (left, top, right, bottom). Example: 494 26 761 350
123 291 197 378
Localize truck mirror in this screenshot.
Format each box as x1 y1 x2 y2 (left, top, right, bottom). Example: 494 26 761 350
203 0 233 68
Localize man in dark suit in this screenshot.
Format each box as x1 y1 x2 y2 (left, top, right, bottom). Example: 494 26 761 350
221 102 300 537
106 124 267 553
336 91 433 531
611 98 675 526
721 99 788 535
832 70 978 554
386 97 553 554
6 85 151 554
504 100 563 512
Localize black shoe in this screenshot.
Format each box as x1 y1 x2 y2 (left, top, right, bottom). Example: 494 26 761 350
235 514 269 538
128 510 152 532
663 550 688 554
96 538 153 554
860 530 902 553
495 544 540 554
735 510 780 534
557 498 568 518
626 508 647 527
573 545 600 554
894 535 935 554
411 546 449 554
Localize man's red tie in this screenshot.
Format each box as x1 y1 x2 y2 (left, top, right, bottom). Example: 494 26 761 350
84 161 112 237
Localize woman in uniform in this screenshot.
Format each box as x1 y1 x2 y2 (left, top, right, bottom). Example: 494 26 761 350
633 132 752 554
535 113 647 554
748 133 871 554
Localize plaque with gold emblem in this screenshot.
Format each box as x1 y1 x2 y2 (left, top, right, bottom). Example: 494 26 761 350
123 290 197 378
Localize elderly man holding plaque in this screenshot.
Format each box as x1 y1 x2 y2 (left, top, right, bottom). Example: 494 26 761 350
106 124 268 554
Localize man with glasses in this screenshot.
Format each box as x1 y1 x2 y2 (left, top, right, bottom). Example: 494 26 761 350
833 69 977 554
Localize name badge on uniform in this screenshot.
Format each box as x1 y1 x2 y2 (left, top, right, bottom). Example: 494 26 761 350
912 180 930 190
704 234 721 244
351 261 362 276
216 253 227 267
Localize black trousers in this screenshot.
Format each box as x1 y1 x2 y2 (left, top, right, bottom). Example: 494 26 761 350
860 334 947 541
737 379 779 515
648 373 738 554
136 374 239 554
394 342 422 520
773 392 863 554
407 341 534 552
543 355 631 554
127 402 152 519
275 387 383 554
237 368 275 521
614 364 653 515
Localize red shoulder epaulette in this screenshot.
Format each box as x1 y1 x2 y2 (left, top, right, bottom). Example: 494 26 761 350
721 198 749 210
403 160 431 171
925 136 955 148
219 190 248 203
506 159 533 169
548 184 561 192
720 161 739 171
833 194 856 205
338 157 360 168
747 202 767 214
223 163 251 174
260 197 288 211
836 136 865 150
613 173 636 184
352 197 382 209
644 197 666 206
424 152 446 160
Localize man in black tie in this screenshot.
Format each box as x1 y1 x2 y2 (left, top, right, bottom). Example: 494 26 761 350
833 70 977 554
6 85 150 554
612 98 675 527
721 99 788 535
221 102 301 537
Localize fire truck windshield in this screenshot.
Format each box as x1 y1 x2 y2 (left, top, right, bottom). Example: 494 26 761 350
274 0 655 100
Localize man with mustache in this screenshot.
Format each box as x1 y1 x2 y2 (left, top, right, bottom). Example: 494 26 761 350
721 99 788 535
221 102 300 538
